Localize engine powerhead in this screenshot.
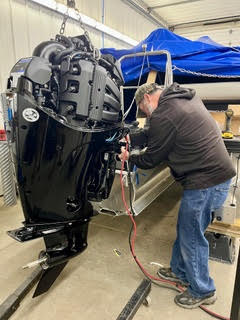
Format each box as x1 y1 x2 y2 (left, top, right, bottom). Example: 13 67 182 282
9 34 124 127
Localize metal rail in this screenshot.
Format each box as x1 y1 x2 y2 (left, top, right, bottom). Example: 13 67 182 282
116 279 151 320
119 50 173 87
0 267 43 320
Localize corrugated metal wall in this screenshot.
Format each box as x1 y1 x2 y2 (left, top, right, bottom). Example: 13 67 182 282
0 0 158 93
175 23 240 47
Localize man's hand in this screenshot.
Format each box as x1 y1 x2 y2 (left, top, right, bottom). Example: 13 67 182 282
118 146 129 161
120 134 130 143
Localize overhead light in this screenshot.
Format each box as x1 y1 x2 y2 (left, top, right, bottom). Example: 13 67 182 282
56 2 68 15
29 0 138 46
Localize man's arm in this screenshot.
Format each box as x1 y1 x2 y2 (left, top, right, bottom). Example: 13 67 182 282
130 128 149 149
129 116 176 169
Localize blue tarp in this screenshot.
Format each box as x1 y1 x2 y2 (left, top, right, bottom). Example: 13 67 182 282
101 29 240 83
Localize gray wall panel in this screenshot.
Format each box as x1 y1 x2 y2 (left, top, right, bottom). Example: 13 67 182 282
0 0 16 92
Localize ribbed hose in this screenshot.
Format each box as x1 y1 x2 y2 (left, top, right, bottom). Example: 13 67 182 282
0 142 16 206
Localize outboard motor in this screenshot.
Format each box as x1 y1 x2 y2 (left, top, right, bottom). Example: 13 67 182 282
6 33 125 297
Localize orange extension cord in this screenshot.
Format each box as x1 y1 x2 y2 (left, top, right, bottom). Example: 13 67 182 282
120 141 230 320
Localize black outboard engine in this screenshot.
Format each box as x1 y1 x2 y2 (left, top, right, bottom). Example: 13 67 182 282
7 34 125 297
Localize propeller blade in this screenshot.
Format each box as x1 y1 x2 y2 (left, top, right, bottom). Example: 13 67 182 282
32 262 68 298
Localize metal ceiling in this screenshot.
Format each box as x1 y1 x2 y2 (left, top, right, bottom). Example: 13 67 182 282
120 0 168 28
122 0 240 30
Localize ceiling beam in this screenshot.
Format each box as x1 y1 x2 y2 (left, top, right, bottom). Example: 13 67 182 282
120 0 168 28
171 15 240 30
148 0 203 11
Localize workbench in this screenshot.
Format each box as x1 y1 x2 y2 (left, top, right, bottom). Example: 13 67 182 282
207 137 240 238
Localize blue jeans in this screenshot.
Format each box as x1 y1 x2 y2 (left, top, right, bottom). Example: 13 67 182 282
170 179 231 298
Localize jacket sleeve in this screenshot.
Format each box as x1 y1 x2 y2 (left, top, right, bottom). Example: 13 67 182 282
130 128 149 149
129 116 176 169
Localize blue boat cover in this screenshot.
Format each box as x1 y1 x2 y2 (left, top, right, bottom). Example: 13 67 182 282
101 28 240 83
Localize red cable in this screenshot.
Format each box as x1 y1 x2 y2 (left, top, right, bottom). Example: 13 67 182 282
120 142 184 288
119 141 230 320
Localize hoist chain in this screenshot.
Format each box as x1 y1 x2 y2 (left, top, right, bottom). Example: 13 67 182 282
58 3 95 54
59 10 69 35
74 8 94 52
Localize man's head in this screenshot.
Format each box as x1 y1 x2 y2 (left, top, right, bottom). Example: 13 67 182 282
134 83 162 117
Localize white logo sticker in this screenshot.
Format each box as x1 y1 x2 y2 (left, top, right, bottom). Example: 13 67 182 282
22 108 39 122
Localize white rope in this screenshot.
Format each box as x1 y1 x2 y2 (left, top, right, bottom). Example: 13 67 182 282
123 52 147 120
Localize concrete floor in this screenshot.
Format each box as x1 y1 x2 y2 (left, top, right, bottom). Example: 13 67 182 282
0 183 238 320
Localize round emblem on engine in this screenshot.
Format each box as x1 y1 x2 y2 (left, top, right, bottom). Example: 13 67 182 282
22 108 39 122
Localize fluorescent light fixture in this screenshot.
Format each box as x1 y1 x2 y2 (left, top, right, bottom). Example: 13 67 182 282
56 2 68 15
31 0 56 10
29 0 138 46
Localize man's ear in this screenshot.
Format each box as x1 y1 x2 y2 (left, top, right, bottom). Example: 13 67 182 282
144 93 150 104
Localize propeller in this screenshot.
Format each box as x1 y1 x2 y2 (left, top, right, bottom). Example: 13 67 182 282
33 262 68 298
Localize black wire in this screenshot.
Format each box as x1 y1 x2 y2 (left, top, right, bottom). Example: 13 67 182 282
231 155 239 204
126 154 228 320
127 166 186 294
127 159 158 283
127 145 135 253
126 145 139 260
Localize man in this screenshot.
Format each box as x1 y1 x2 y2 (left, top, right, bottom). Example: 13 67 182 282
119 82 236 309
